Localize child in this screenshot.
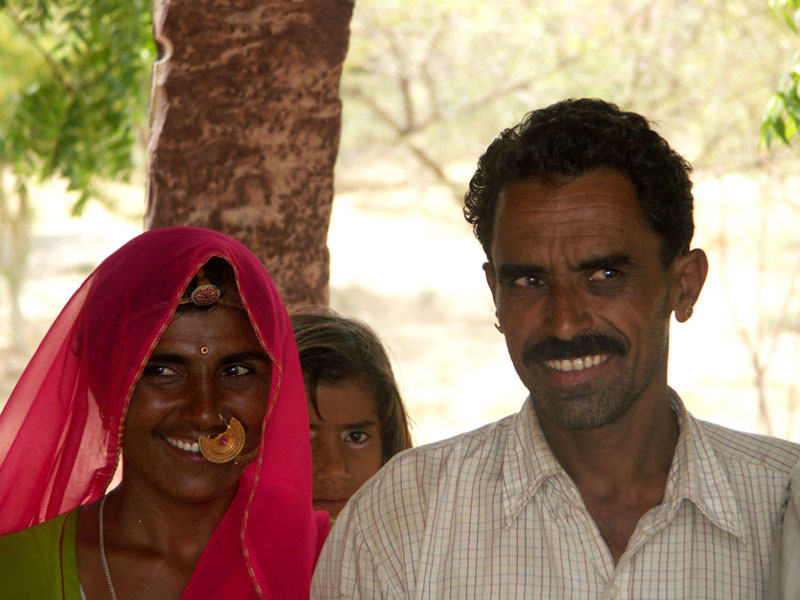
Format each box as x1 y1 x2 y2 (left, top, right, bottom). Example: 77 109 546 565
291 308 413 518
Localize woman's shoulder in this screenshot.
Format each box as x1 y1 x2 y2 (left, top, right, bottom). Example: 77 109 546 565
0 507 81 599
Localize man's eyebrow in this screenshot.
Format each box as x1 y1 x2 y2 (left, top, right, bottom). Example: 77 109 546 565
496 263 546 280
574 253 631 272
495 255 632 280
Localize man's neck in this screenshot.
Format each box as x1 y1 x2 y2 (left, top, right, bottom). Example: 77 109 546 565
535 389 679 564
537 388 678 486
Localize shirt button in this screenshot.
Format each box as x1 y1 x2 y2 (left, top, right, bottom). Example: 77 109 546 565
606 584 619 600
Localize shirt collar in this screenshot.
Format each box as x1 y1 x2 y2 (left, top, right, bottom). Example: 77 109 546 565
501 396 576 525
500 391 745 540
660 389 745 540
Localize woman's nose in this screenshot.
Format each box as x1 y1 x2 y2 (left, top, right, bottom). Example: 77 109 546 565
181 375 221 428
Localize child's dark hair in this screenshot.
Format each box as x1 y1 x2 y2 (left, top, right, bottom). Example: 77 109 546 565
290 307 412 463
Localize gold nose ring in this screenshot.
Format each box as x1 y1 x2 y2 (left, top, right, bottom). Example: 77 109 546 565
198 414 246 463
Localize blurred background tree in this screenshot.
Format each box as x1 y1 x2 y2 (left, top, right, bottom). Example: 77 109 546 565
1 0 799 440
340 0 795 188
0 0 154 351
335 0 800 439
762 0 800 149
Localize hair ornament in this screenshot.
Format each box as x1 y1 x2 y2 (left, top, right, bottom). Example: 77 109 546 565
179 267 244 310
189 268 221 306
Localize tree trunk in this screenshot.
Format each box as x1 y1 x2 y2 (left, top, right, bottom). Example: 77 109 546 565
0 174 31 353
146 0 354 309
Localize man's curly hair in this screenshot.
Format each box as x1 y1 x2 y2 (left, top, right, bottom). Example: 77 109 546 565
463 98 694 264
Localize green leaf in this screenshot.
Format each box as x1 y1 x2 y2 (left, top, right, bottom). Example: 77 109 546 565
0 0 155 211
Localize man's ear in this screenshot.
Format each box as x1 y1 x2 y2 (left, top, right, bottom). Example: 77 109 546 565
483 262 498 305
669 248 708 323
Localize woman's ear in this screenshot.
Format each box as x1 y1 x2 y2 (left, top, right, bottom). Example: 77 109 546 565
669 248 709 323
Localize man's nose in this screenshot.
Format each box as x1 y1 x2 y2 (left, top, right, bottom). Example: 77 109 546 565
543 282 592 340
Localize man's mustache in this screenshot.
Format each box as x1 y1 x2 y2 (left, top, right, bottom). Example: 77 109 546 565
522 333 628 365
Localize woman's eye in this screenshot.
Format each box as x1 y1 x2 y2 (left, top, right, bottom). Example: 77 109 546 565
143 364 178 377
221 364 253 377
588 268 619 281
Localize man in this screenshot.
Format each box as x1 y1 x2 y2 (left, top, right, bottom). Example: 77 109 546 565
311 99 800 598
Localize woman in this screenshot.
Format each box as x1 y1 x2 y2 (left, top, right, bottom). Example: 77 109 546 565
290 308 413 519
0 227 328 599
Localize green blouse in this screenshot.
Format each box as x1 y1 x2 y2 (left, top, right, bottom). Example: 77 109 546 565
0 507 82 599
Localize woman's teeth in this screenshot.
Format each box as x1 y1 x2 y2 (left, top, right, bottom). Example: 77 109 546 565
164 436 200 453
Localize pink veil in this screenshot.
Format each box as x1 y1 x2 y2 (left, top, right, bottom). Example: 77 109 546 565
0 226 329 598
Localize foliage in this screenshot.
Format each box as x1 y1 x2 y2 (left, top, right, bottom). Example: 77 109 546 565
338 0 800 437
0 0 153 353
340 0 795 194
0 0 154 213
762 0 800 149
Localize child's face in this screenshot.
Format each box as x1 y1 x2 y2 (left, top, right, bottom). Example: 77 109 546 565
308 376 383 518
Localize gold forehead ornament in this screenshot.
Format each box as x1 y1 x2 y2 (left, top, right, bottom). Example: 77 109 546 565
178 267 244 310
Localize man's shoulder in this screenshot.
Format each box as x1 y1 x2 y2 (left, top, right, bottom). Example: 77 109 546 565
343 411 519 525
378 410 519 481
696 417 800 474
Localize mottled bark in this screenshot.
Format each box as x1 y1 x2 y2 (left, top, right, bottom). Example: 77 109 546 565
146 0 354 309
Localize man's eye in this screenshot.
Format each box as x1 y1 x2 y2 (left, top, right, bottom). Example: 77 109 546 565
512 275 545 287
588 268 619 282
343 431 371 446
221 365 253 377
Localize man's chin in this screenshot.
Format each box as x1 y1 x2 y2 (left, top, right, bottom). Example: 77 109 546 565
531 386 635 431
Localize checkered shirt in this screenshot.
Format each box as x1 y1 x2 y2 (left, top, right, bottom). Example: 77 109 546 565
311 392 800 599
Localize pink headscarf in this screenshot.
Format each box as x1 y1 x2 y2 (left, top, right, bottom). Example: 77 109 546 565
0 226 329 598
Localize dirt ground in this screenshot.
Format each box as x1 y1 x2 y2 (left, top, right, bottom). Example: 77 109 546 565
1 171 799 446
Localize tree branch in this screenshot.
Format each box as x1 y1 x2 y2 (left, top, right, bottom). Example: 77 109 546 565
4 7 75 94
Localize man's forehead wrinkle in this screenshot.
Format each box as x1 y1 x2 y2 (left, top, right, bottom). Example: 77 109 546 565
502 171 648 219
489 170 663 273
499 194 650 237
498 204 636 246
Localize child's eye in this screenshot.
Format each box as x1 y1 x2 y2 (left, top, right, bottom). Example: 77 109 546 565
343 431 372 447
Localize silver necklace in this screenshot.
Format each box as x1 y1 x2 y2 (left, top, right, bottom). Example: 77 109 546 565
99 494 118 600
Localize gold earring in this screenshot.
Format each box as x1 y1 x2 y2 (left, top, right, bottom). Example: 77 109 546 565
684 306 693 320
199 415 246 464
233 446 259 467
494 322 504 334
